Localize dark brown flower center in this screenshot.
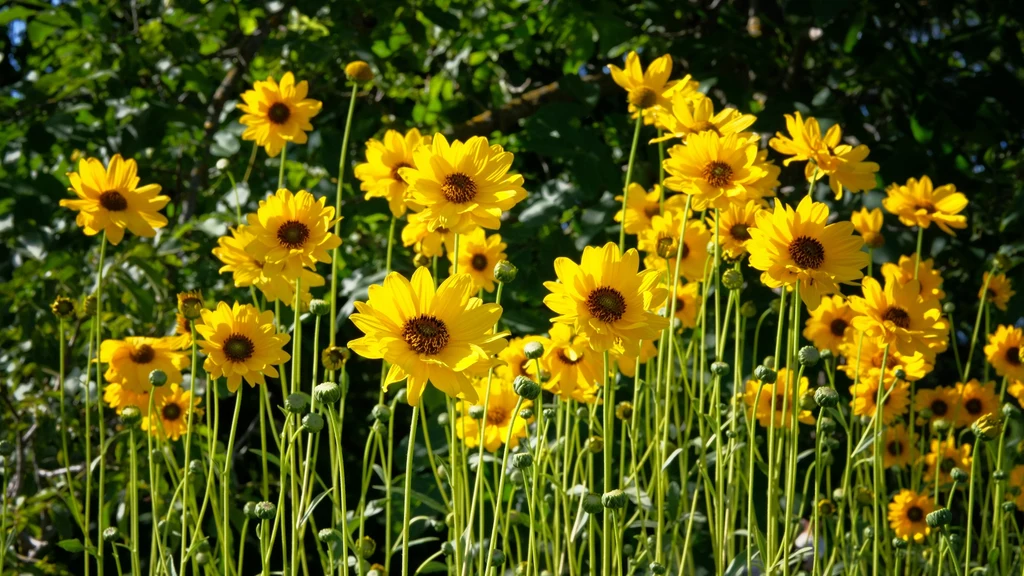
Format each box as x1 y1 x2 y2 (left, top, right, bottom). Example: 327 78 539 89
774 394 786 408
931 399 949 417
628 87 657 109
471 253 488 272
129 344 156 364
162 403 182 422
829 318 848 337
277 221 311 249
486 407 508 426
267 102 291 124
887 440 904 456
940 457 957 473
99 190 128 212
556 349 582 366
402 315 449 355
729 223 751 241
788 236 825 269
1007 347 1021 366
441 172 477 204
391 162 412 184
883 307 911 329
701 161 734 188
223 334 256 362
675 298 685 312
586 287 627 323
914 202 935 214
965 398 983 415
644 204 661 218
906 506 924 522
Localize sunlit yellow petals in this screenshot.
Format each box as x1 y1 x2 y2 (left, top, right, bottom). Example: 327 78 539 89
881 255 946 301
652 92 757 144
769 112 879 199
851 207 885 249
985 325 1024 381
196 302 291 393
144 383 203 441
639 212 711 281
355 128 430 217
981 272 1015 311
608 51 695 125
666 282 701 330
707 200 763 259
879 424 916 469
245 188 341 282
448 228 507 293
923 437 972 486
541 323 602 401
802 295 854 354
849 277 946 359
663 131 766 210
888 490 934 543
100 336 190 394
614 184 687 235
882 176 968 236
455 378 533 452
237 72 322 157
743 368 815 428
850 378 910 424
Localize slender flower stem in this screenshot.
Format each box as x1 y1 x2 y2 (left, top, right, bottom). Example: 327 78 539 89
401 406 421 576
179 324 200 572
618 115 643 251
93 232 108 576
964 437 980 576
329 84 360 350
601 349 613 574
913 226 925 280
963 269 994 380
483 397 525 572
128 426 141 576
221 386 245 573
56 318 84 530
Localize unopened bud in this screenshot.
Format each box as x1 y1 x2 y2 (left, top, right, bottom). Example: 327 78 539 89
602 489 628 510
513 376 541 400
512 452 533 469
102 527 120 542
798 346 819 367
149 369 168 387
586 436 604 454
710 361 730 377
489 549 506 567
302 413 324 433
523 341 544 360
740 301 757 318
255 501 276 520
615 401 633 420
372 404 392 423
493 260 518 284
51 296 76 319
285 394 308 414
754 365 777 384
926 508 951 528
309 299 329 316
582 493 603 514
121 405 142 427
814 387 839 408
469 405 485 420
357 536 376 558
722 269 743 290
345 61 374 83
314 382 343 404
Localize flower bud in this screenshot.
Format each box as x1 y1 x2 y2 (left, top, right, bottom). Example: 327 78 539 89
710 361 730 377
543 407 556 420
819 348 834 363
244 501 258 518
523 340 544 360
819 450 834 467
469 405 485 420
832 488 845 502
51 296 76 319
800 390 817 411
740 301 757 318
371 404 391 423
1002 403 1018 420
357 536 376 558
926 508 952 528
302 413 325 433
862 526 873 540
768 298 781 314
655 237 676 259
345 61 374 82
441 541 456 556
188 459 204 478
931 419 951 434
582 493 603 514
493 260 518 284
602 489 628 510
309 299 329 316
489 549 506 567
576 407 589 420
892 537 907 550
722 269 744 290
121 405 143 427
650 562 667 575
149 369 168 388
615 401 633 420
513 376 541 400
972 413 1002 441
509 468 525 485
519 407 533 420
314 382 343 404
102 527 120 542
993 470 1007 481
196 552 210 566
395 387 409 405
512 452 533 469
817 498 836 517
437 412 450 427
585 436 604 454
321 346 350 370
177 290 204 320
819 416 836 434
754 365 777 384
1002 502 1017 513
255 501 276 520
814 386 839 408
285 393 308 414
854 487 874 506
81 294 98 318
515 561 530 576
798 346 819 367
762 355 776 369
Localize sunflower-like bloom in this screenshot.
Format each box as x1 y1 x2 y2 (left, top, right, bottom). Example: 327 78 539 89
245 188 341 282
747 196 869 310
213 225 320 306
1009 465 1024 511
60 155 170 245
666 282 702 330
839 337 931 387
496 336 548 383
651 93 757 143
850 378 910 425
401 134 527 232
706 200 763 259
103 382 150 414
923 437 972 485
881 256 946 301
769 112 879 199
950 379 999 428
144 383 203 441
887 490 934 543
348 267 508 406
196 302 291 393
613 183 687 235
401 211 467 258
802 295 854 354
880 423 916 469
608 51 699 124
748 150 782 202
985 325 1024 381
455 378 533 452
544 243 669 353
849 277 947 359
743 367 814 428
541 323 602 401
981 272 1015 311
237 72 322 158
914 387 958 425
663 132 766 210
614 338 658 378
639 211 711 281
354 128 430 217
882 176 968 236
851 207 885 249
448 228 507 293
100 337 190 394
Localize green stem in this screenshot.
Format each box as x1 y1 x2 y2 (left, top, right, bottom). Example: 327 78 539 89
618 115 644 251
221 386 245 573
329 84 359 350
56 318 84 530
913 226 924 280
94 232 108 576
401 406 421 576
179 324 199 572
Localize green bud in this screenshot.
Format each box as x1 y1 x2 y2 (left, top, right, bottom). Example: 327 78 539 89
740 301 757 318
121 405 142 427
575 406 589 420
524 341 544 360
650 562 667 575
314 382 343 404
586 436 604 454
441 541 456 556
710 361 730 377
102 527 120 542
437 412 450 427
243 501 258 518
149 369 168 387
1003 502 1017 513
395 387 409 405
721 269 744 290
285 393 308 414
318 528 339 543
519 407 534 420
493 260 518 284
302 413 325 433
372 404 392 423
254 501 276 520
602 489 628 509
309 299 329 316
357 536 376 558
754 365 777 384
513 375 541 400
951 467 969 483
798 346 819 367
926 508 952 528
509 469 525 485
942 302 956 314
543 408 556 419
892 537 908 550
819 348 834 363
814 387 839 408
195 552 210 566
819 416 836 434
469 405 485 420
893 368 907 381
489 549 506 567
512 452 533 469
582 493 603 514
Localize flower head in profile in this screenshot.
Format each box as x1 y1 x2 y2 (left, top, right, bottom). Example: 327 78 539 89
888 490 934 543
246 189 341 281
839 337 931 387
747 196 869 310
881 256 946 301
448 228 507 293
951 379 999 428
985 325 1024 381
455 378 532 452
769 112 879 199
880 424 916 469
706 200 763 260
850 378 910 425
652 93 757 143
354 128 430 217
238 72 323 157
923 437 972 485
544 243 669 353
401 211 467 259
849 277 946 359
613 184 687 235
663 131 766 210
100 337 190 394
802 295 854 354
608 51 698 123
981 272 1015 311
666 282 702 330
196 302 291 393
402 134 527 232
882 176 967 235
639 211 711 281
851 207 885 249
347 267 508 406
541 324 601 401
213 225 320 307
144 383 203 441
743 368 814 428
61 155 170 245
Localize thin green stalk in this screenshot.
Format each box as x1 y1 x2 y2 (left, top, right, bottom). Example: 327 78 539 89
963 270 994 380
329 84 359 350
964 439 980 576
913 226 924 280
401 406 421 576
179 324 200 572
93 232 108 576
56 318 84 530
601 349 614 574
128 426 141 576
618 115 643 251
221 386 245 574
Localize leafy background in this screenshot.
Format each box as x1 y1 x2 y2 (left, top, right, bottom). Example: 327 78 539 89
2 0 1022 572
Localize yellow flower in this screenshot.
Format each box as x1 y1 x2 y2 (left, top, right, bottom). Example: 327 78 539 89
347 267 508 406
613 338 658 378
985 325 1024 381
850 378 910 425
607 51 698 124
915 387 958 425
666 282 702 330
839 337 931 386
245 189 341 281
60 155 170 245
747 150 781 202
950 379 999 428
169 314 196 350
448 228 507 293
100 337 190 394
613 183 687 235
802 295 854 354
768 112 879 199
923 437 972 486
743 368 815 428
103 382 149 414
196 302 291 393
639 211 712 281
887 490 934 543
882 176 968 236
144 383 203 441
747 196 869 310
213 225 321 306
541 323 602 401
651 93 757 143
1008 465 1024 511
851 207 885 249
496 336 548 383
880 423 917 469
455 379 532 452
663 131 766 210
706 200 763 259
544 243 669 353
849 277 946 359
344 61 374 82
354 128 430 217
237 72 322 158
400 211 468 259
881 255 946 301
402 134 527 231
981 272 1015 311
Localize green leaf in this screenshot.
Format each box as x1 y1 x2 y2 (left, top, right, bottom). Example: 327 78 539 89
297 488 333 528
58 538 85 553
910 115 934 144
